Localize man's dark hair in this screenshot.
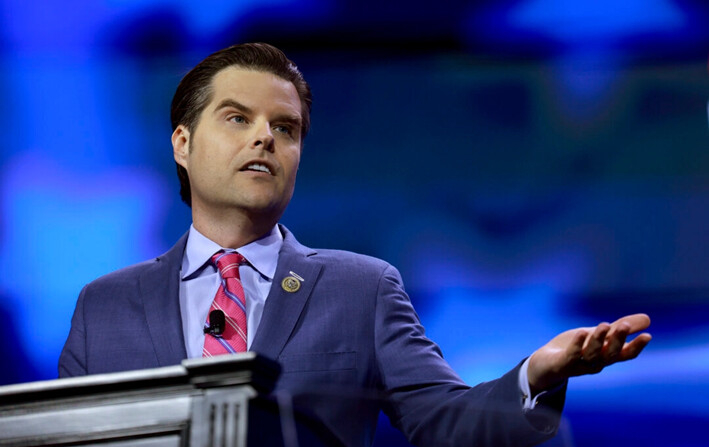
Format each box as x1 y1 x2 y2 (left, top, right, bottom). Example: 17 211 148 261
170 42 312 207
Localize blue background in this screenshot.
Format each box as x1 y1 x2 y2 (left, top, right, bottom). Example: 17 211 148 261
1 1 708 446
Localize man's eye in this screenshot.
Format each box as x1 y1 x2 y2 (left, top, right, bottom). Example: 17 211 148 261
229 115 246 123
273 125 291 135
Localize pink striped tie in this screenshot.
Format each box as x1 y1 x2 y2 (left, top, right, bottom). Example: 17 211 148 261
202 252 248 357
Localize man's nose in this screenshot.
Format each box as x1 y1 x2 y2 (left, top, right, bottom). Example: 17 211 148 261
250 121 274 151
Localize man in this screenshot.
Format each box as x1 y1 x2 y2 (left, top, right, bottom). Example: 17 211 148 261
59 43 651 446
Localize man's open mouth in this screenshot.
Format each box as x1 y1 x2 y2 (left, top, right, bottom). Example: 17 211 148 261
242 163 272 174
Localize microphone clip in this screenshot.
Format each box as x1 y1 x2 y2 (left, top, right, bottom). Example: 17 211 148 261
203 309 226 336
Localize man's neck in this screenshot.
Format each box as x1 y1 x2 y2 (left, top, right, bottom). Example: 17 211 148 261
191 208 277 249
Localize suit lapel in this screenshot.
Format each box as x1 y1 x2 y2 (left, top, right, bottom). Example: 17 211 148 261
251 226 322 360
139 233 189 366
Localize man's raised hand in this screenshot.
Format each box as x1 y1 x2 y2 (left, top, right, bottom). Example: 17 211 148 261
527 313 652 393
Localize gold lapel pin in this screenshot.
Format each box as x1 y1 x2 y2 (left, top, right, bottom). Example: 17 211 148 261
281 271 304 293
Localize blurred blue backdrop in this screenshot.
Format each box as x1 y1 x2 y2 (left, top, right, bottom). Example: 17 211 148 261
1 1 708 446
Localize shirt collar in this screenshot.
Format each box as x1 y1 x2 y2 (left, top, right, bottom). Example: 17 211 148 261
181 224 283 280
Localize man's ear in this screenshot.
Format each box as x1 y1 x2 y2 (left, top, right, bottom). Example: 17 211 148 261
172 125 190 169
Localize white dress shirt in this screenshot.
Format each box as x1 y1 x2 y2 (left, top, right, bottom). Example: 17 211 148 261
179 224 282 357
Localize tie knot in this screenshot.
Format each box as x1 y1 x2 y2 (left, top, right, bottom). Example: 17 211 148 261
211 252 246 279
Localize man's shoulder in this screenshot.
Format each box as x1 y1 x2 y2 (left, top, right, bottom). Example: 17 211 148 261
309 247 400 282
82 234 186 291
313 247 388 266
83 257 161 289
282 227 397 277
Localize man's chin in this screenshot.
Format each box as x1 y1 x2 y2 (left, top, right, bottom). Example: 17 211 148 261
239 200 288 223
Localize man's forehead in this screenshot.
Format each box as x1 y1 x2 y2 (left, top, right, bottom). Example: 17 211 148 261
208 66 301 112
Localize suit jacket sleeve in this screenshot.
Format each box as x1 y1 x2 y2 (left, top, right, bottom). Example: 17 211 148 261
373 264 564 446
58 285 88 377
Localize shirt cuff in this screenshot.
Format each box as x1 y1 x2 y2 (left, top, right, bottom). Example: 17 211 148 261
522 356 554 411
518 357 565 411
519 357 536 410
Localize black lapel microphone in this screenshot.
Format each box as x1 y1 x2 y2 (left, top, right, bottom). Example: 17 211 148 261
204 309 226 336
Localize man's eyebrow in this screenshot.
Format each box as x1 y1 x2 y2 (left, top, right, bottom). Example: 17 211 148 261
214 98 302 129
274 113 303 128
214 99 253 115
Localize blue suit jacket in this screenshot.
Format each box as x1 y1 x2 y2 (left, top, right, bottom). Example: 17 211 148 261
59 226 562 446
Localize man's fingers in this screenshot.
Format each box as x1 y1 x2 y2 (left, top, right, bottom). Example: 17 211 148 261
581 323 610 362
602 321 630 363
618 333 653 361
611 313 651 334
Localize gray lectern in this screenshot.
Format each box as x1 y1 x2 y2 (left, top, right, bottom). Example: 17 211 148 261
0 353 279 447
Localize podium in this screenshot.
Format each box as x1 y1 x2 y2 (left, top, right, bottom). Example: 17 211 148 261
0 353 280 447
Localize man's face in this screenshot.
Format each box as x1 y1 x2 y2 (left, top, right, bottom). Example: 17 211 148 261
173 67 302 225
